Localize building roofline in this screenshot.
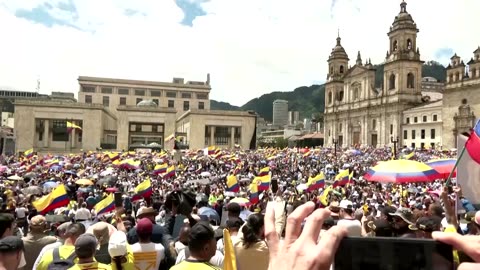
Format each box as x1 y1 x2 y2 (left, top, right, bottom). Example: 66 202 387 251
78 76 211 90
116 105 177 114
176 109 256 122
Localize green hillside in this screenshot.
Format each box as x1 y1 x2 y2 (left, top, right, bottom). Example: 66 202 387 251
211 61 446 122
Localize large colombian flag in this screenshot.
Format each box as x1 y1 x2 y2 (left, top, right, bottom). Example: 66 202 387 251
226 175 239 192
132 179 153 201
32 184 70 215
95 193 115 216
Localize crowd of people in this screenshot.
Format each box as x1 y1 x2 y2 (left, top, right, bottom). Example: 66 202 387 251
0 146 479 270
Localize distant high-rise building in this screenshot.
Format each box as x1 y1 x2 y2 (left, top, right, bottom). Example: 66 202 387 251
273 99 288 126
304 118 312 131
288 111 300 125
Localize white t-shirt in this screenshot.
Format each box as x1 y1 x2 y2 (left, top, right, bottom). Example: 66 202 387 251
176 248 224 268
337 218 362 237
131 242 165 270
75 208 91 220
15 207 27 218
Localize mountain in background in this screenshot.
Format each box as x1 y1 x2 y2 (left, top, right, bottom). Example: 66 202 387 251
211 61 446 122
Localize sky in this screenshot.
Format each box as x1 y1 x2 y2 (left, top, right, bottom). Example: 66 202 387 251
0 0 479 106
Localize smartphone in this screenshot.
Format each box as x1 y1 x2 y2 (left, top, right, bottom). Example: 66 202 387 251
271 179 278 194
334 237 454 270
114 192 123 208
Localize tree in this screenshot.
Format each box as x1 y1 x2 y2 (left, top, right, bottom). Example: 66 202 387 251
274 138 288 148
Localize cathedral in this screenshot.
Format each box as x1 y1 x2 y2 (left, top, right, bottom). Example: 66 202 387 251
324 1 423 147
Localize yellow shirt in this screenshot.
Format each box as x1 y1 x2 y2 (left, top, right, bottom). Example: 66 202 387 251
68 261 112 270
444 225 459 265
171 260 222 270
111 251 135 270
37 245 78 270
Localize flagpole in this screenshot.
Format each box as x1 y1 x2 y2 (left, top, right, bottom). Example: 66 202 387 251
444 146 467 186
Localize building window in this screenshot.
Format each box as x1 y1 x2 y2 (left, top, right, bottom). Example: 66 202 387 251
449 74 454 83
136 98 142 104
85 95 92 104
52 120 68 141
150 90 162 97
353 88 359 100
423 115 427 122
152 99 159 105
421 142 425 149
135 89 146 96
431 129 435 139
393 40 398 51
421 129 425 139
166 91 177 98
407 39 412 50
372 119 376 130
82 86 96 93
407 73 415 88
412 130 416 139
101 87 113 94
214 126 230 145
181 92 192 99
120 97 126 105
389 74 396 90
118 88 129 95
102 96 109 106
430 142 435 149
433 114 438 121
339 65 344 73
414 117 418 123
197 93 208 99
199 102 205 110
406 117 410 124
336 90 344 102
183 101 190 111
403 130 408 139
328 91 332 104
455 72 460 81
411 142 415 148
168 100 174 108
339 123 342 132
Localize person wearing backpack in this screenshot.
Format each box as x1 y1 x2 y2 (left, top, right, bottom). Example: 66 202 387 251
35 223 86 270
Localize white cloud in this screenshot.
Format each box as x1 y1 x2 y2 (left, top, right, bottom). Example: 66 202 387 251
0 0 479 106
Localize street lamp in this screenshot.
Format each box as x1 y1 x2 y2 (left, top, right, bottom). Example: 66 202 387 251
333 138 338 157
391 136 399 159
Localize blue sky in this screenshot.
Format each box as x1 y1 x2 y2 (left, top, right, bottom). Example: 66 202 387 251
0 0 479 106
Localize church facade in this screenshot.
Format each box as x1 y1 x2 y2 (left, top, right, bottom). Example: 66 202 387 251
324 1 425 148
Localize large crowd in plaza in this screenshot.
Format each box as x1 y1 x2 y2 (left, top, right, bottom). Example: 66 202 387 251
0 145 479 270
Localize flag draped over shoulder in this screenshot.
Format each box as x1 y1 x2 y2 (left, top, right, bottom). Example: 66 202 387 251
32 184 70 214
95 194 115 216
466 119 480 164
223 229 237 270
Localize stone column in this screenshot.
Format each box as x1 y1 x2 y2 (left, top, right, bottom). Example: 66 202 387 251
230 126 235 148
44 119 49 148
210 126 215 146
71 121 76 149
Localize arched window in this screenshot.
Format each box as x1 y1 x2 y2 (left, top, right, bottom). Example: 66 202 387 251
340 65 344 74
389 74 396 90
328 91 333 104
449 74 454 83
337 90 344 101
393 40 398 51
372 119 377 130
353 88 359 100
472 68 477 78
407 73 415 88
455 72 460 81
330 67 333 74
407 39 412 50
476 54 479 61
339 123 342 132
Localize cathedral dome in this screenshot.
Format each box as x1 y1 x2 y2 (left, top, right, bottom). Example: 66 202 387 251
390 1 417 32
329 36 349 60
137 99 158 107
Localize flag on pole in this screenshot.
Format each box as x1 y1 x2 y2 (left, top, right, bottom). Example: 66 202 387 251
223 229 237 270
465 119 480 164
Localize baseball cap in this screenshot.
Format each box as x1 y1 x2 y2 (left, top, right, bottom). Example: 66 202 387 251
339 200 353 210
108 231 128 258
30 215 47 228
74 233 98 258
136 218 153 236
0 236 24 253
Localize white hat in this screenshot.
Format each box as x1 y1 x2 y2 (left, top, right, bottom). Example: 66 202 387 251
339 200 353 210
108 231 127 257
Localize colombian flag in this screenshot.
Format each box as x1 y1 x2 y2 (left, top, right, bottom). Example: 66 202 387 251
334 169 350 187
66 121 82 133
318 185 333 207
132 179 153 201
249 179 259 204
466 119 480 164
32 184 70 214
95 194 115 216
258 167 270 177
255 175 271 191
226 175 240 192
223 229 237 270
164 166 176 178
24 148 34 158
153 163 168 175
307 172 325 191
204 146 217 156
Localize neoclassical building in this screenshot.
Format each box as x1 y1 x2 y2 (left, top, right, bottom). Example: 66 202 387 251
324 1 423 147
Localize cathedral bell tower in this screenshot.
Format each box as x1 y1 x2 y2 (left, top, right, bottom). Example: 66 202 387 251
325 33 349 109
383 0 423 103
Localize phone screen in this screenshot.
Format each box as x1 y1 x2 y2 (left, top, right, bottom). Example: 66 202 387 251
334 237 453 270
114 192 123 208
271 179 278 194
